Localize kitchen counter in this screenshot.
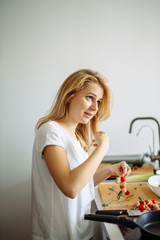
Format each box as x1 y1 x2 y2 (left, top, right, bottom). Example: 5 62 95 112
94 176 160 240
94 179 125 240
93 164 155 239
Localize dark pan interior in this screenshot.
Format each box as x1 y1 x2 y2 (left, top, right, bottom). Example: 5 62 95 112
143 222 160 235
138 211 160 237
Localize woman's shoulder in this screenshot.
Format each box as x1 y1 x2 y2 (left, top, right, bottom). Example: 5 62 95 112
34 121 67 152
37 121 63 136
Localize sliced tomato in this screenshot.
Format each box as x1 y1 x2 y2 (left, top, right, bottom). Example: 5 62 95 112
120 185 125 189
139 200 144 205
145 200 149 204
139 204 145 211
125 190 130 195
120 177 126 182
133 166 138 170
147 203 153 210
152 200 156 204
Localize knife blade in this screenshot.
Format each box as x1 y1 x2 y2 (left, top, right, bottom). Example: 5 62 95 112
96 209 148 216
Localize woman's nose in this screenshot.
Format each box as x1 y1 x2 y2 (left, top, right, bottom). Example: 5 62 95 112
90 101 98 111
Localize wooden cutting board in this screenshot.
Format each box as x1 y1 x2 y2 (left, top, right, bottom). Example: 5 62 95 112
98 183 160 210
129 164 154 176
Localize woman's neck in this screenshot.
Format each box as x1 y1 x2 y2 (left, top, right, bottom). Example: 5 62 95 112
55 119 77 140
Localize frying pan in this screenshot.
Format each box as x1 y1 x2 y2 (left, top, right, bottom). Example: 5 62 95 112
85 210 160 239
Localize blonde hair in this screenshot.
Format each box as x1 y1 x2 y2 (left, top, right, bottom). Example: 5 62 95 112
36 69 113 152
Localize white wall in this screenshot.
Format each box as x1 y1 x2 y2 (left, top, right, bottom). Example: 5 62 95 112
0 0 160 239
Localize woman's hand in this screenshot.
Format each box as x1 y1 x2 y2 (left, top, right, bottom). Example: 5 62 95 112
92 131 110 155
108 161 131 178
94 161 131 186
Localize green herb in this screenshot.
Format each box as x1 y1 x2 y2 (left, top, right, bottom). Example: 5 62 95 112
126 194 134 200
139 196 145 204
102 202 114 207
131 206 138 210
108 187 118 194
117 190 122 200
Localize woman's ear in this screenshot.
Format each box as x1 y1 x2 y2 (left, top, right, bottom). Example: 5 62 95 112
67 96 72 103
67 91 76 103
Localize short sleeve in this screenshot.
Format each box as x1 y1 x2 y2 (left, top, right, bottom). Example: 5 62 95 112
34 122 66 156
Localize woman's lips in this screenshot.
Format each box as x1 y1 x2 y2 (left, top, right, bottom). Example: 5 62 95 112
84 112 93 118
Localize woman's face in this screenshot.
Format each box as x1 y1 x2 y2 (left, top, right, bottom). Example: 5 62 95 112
68 82 104 125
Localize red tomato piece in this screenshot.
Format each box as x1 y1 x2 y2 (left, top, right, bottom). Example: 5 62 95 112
152 200 156 204
133 166 138 170
120 185 125 189
147 203 153 210
145 200 149 204
125 190 130 195
121 177 126 182
139 200 144 205
139 204 145 211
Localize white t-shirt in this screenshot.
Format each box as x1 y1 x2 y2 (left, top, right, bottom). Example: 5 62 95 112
32 121 95 240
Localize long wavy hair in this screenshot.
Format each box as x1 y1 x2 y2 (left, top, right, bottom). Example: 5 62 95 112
36 69 113 152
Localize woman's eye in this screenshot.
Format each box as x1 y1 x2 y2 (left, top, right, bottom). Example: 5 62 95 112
86 96 92 100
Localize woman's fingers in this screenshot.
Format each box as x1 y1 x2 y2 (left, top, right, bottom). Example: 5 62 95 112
92 139 98 147
120 161 131 177
112 161 131 177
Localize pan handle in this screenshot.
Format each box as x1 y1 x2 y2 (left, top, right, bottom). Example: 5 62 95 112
84 214 137 229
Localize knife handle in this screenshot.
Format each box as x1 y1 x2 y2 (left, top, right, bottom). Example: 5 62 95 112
96 210 127 215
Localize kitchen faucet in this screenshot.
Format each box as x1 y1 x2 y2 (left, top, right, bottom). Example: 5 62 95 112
136 124 155 155
129 117 160 163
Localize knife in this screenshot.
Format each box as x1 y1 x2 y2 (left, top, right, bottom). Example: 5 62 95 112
96 209 148 217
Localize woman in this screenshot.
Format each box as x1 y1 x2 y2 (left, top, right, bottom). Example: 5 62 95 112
32 69 131 240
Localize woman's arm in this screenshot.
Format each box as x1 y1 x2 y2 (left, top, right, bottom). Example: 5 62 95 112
43 131 109 199
94 161 131 186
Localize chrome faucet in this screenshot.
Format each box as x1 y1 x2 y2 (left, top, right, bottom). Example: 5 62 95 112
136 124 155 155
129 117 160 162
